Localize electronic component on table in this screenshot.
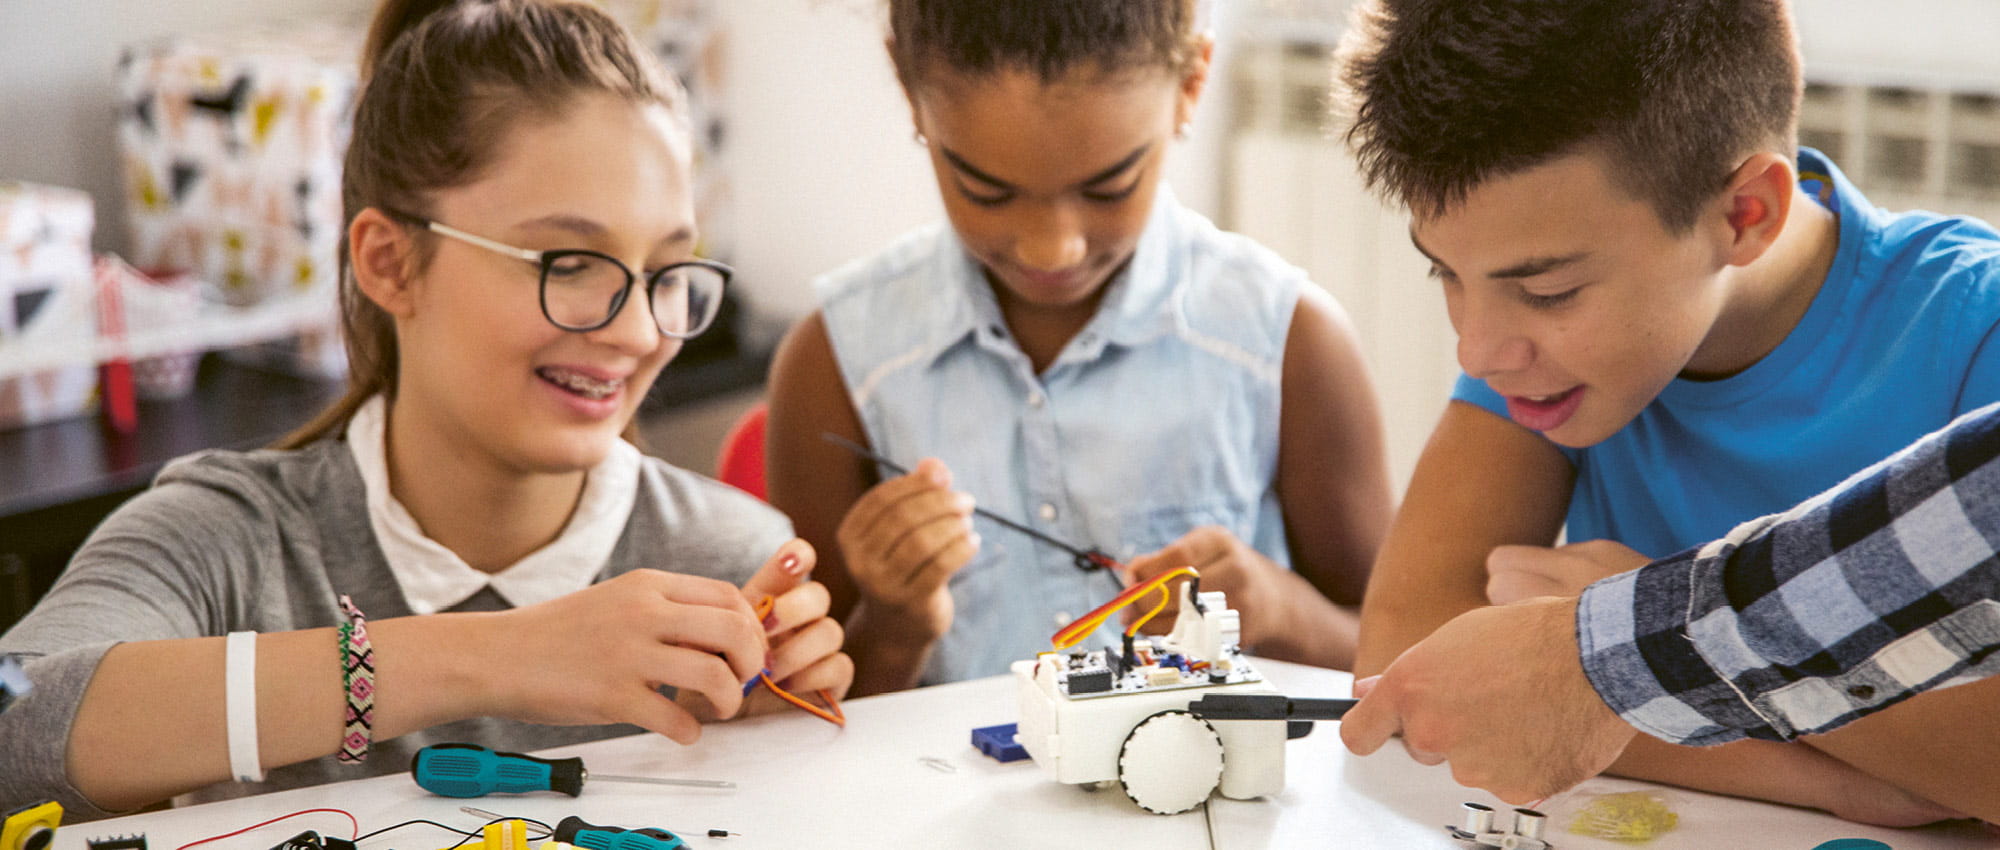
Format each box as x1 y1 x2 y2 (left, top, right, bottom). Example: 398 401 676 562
1046 639 1259 700
1015 575 1301 815
86 834 147 850
1447 802 1554 850
971 723 1030 762
0 655 30 713
412 743 735 798
551 817 685 850
1 801 61 850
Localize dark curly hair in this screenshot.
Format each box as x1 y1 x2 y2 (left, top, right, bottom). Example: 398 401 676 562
1337 0 1801 232
888 0 1203 87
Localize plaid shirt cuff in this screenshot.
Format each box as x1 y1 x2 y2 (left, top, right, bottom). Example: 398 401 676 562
1578 400 2000 747
1577 539 1786 746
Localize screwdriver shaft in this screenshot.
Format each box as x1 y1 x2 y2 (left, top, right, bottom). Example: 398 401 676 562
593 773 737 789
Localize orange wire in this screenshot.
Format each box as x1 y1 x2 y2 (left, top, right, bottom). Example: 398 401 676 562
1050 566 1198 650
752 596 846 728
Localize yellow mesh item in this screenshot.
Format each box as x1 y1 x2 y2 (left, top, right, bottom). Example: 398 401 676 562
1566 790 1680 841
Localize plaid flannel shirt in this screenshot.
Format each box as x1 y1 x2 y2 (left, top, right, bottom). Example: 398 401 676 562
1576 401 2000 746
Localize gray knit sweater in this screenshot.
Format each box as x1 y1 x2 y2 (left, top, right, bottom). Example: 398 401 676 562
0 438 790 820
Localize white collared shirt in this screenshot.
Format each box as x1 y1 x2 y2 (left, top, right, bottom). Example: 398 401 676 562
346 395 640 614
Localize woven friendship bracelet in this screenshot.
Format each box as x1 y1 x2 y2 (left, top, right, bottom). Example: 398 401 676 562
336 594 375 763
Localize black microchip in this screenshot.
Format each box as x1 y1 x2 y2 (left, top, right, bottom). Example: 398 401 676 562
1067 669 1113 694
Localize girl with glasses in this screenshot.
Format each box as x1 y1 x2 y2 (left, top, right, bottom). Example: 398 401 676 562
0 0 849 818
765 0 1396 695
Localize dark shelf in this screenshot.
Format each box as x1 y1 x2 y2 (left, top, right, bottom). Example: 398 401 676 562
0 342 770 633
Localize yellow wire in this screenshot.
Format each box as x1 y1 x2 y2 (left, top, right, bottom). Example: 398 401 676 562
1126 584 1175 636
1050 566 1198 650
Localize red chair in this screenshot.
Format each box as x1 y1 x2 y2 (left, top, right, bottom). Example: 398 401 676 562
716 402 769 501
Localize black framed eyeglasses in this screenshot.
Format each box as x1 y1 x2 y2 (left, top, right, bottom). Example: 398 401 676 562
384 209 730 339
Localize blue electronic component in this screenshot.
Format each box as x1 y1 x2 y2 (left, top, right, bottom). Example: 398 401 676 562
971 723 1030 763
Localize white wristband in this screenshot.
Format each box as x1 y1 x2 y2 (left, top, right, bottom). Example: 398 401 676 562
225 631 264 783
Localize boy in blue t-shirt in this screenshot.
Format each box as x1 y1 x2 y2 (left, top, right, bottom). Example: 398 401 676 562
1341 0 2000 826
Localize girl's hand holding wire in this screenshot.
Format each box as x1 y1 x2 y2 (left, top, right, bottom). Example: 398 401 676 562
681 539 853 720
834 457 979 639
1120 526 1302 649
484 569 766 745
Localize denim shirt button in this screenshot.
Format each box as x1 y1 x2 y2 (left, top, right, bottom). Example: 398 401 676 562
1038 502 1058 521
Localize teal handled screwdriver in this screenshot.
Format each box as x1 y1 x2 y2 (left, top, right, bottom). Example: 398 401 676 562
551 815 713 850
412 743 735 798
461 808 740 841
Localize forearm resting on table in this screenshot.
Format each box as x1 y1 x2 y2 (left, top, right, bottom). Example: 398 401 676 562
1605 733 1937 824
1803 675 2000 823
68 613 496 810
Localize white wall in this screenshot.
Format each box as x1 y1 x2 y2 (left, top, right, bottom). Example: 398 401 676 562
1796 0 2000 84
0 0 1990 322
715 1 937 321
718 0 1240 321
0 0 372 255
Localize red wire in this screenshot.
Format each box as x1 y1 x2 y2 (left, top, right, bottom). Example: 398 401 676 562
173 807 359 850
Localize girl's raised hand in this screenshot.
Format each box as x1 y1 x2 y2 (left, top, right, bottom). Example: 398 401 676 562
725 539 854 717
1121 526 1296 646
834 458 978 639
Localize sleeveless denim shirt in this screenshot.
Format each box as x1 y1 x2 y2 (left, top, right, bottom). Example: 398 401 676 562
816 189 1305 683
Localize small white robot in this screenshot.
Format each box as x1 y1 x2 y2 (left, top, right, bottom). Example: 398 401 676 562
1012 575 1353 814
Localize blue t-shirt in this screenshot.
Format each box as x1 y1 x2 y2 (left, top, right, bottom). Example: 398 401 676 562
1454 149 2000 557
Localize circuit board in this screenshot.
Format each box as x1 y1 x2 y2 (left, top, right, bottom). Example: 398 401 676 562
1046 638 1264 700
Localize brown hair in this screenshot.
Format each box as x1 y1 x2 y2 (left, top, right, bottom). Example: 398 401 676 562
1336 0 1801 232
887 0 1203 89
278 0 684 448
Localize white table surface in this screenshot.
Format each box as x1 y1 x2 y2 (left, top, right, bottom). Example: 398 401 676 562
56 659 1997 849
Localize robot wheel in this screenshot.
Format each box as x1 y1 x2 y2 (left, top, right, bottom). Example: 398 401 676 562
1117 709 1224 815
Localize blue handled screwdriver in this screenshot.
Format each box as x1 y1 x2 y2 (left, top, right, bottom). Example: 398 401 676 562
412 743 734 798
553 816 693 850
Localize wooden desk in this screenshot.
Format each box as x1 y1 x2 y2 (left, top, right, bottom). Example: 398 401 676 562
56 660 1996 849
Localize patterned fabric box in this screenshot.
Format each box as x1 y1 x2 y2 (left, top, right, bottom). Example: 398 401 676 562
116 24 360 309
0 182 99 430
605 0 732 260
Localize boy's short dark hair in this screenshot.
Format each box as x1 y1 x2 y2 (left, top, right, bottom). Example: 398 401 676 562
1337 0 1801 232
888 0 1201 88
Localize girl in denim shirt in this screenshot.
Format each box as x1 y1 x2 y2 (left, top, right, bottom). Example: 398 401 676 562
767 0 1393 694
